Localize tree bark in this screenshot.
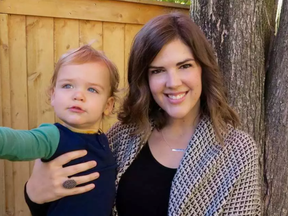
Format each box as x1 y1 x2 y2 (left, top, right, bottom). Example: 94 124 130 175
190 0 266 146
190 0 273 214
265 0 288 214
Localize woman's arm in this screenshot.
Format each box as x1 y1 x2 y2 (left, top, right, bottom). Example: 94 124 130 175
25 150 99 207
222 140 262 215
24 183 50 216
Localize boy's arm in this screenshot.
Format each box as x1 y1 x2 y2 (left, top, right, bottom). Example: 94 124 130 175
0 124 60 161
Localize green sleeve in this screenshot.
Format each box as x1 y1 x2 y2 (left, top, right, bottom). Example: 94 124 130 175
0 124 60 161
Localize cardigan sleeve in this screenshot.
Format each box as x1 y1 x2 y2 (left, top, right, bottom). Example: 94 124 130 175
221 139 262 215
24 183 50 216
0 124 60 161
106 121 123 161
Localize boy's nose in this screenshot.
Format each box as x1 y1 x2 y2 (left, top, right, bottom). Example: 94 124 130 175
73 91 85 102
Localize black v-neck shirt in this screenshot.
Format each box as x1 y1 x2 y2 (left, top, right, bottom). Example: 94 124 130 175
116 143 177 216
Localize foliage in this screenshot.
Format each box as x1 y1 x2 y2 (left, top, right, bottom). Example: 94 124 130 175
155 0 190 5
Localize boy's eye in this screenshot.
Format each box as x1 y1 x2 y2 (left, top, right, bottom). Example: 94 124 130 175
62 84 73 89
88 87 98 93
180 64 192 69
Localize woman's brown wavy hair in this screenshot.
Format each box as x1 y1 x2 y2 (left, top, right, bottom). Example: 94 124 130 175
118 12 239 142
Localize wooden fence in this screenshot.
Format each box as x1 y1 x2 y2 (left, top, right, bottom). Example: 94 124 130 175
0 0 188 215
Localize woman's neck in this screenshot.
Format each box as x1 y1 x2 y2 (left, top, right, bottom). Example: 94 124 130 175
164 112 200 136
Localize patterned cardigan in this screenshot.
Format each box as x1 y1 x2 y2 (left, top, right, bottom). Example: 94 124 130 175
107 116 262 216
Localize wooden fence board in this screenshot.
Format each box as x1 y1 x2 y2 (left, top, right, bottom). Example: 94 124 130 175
9 15 30 216
103 23 125 90
0 14 11 128
124 24 142 86
27 16 55 128
0 21 3 127
80 20 103 50
0 161 4 215
54 18 80 61
102 22 125 132
0 162 4 216
0 14 14 216
0 0 189 25
0 14 10 216
4 160 14 216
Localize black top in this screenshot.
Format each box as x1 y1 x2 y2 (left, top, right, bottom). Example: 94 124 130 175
116 143 177 216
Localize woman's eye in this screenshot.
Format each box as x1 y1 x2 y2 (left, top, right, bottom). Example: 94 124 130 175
180 64 192 69
62 84 73 89
88 87 98 93
150 69 164 74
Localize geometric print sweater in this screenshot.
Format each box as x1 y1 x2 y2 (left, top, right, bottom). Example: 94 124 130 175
107 116 262 216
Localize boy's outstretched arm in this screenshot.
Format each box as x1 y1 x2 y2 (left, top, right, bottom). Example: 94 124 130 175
0 124 60 161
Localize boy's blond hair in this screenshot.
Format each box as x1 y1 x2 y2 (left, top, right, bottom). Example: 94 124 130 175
49 45 119 102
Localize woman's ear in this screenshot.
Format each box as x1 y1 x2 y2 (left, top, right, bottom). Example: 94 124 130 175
104 97 115 116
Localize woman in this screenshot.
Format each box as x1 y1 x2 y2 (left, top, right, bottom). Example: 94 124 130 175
25 13 261 215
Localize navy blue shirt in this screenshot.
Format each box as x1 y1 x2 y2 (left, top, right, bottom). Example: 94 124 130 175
42 123 116 216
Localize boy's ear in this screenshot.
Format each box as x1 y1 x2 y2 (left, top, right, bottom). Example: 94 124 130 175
104 97 115 116
50 88 55 107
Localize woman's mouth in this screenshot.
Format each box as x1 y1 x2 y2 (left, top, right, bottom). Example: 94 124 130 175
165 91 188 104
167 93 186 99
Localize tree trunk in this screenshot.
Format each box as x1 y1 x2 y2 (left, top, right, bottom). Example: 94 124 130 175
190 0 266 146
190 0 273 214
265 0 288 214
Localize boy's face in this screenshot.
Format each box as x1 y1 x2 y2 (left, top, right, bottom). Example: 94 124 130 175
51 62 114 130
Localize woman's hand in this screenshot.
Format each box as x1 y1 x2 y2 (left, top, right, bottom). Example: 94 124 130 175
26 150 99 204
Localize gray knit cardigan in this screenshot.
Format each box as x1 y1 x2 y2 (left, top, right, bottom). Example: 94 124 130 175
107 116 262 216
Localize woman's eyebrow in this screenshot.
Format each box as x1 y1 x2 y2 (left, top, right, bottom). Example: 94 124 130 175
148 65 164 69
176 58 195 66
149 58 195 69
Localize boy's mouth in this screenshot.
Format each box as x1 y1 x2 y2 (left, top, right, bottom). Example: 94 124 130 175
69 106 85 113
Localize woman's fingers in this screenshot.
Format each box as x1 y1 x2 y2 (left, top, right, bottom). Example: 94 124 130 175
69 172 100 186
51 150 88 166
49 150 98 178
61 172 100 194
66 183 96 196
60 160 97 177
26 151 99 204
58 173 100 197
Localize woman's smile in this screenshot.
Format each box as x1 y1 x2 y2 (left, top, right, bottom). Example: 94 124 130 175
165 91 188 104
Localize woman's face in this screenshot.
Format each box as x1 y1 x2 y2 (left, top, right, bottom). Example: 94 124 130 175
148 39 202 122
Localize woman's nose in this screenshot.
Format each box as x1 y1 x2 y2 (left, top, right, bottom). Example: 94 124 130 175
166 71 182 88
